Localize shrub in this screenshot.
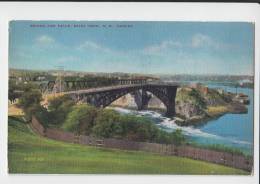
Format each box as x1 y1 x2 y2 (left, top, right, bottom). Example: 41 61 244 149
48 95 75 125
48 95 74 112
188 89 206 109
155 130 171 144
92 109 121 138
24 103 49 124
119 114 159 142
18 89 42 110
171 129 186 146
62 104 98 135
60 103 187 145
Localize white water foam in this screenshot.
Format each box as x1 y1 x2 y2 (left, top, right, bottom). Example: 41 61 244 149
110 107 252 146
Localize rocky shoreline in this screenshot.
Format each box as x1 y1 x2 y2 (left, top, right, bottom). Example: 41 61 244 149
111 83 250 126
174 101 248 126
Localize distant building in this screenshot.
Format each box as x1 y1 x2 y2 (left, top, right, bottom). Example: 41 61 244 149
236 93 248 98
217 89 224 95
239 79 252 84
189 82 202 89
189 83 208 95
36 76 46 81
201 86 208 95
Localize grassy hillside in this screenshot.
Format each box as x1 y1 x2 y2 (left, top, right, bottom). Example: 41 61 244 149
8 116 249 174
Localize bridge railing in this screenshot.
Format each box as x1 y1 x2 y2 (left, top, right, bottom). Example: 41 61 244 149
40 79 151 93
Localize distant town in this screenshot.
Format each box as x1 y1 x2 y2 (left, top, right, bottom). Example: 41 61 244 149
9 68 254 88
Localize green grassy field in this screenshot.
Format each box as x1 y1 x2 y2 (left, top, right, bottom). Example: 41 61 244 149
8 116 249 174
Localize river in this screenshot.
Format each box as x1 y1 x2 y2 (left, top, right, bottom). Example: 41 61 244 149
111 83 254 155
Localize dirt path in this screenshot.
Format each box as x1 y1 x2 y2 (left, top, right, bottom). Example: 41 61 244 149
8 103 24 116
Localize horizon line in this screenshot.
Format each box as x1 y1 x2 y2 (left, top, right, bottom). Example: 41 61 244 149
9 67 254 77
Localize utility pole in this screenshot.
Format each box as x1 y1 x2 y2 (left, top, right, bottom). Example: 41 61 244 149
54 65 64 94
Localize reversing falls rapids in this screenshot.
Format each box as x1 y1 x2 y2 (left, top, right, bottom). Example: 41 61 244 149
111 83 254 155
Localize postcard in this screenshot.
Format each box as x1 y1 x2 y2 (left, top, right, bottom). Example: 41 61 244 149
7 20 255 175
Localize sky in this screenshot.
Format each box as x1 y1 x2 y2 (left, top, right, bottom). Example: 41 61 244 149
9 21 254 75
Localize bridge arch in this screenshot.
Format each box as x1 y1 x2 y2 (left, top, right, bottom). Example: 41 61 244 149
71 84 177 117
109 89 168 112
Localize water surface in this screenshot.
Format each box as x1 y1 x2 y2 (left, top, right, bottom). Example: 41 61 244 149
111 84 254 155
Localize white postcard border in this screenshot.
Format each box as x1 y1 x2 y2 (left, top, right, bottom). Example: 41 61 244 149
0 2 259 184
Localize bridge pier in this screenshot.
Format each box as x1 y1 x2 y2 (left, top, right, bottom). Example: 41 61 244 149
132 90 151 110
164 87 177 117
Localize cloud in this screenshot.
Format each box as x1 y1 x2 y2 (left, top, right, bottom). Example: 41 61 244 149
35 35 55 45
142 40 182 55
142 34 238 56
77 41 112 53
57 56 82 64
191 33 236 50
191 33 214 48
33 35 67 51
15 51 33 59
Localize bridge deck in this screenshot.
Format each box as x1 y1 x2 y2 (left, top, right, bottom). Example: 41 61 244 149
63 83 179 95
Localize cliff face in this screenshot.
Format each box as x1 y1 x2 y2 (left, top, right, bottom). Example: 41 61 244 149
111 93 166 109
112 94 137 108
146 97 166 109
175 102 206 119
175 87 207 120
175 85 248 124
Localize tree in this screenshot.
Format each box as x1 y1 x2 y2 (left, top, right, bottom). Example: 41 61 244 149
92 109 121 138
62 104 98 135
189 88 206 109
18 89 42 110
9 80 19 103
48 95 74 111
136 124 150 141
24 103 49 124
48 95 75 125
155 130 171 144
119 114 159 142
171 129 186 146
9 81 39 103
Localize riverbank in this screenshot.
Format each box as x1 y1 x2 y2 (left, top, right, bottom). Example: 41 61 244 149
175 102 248 126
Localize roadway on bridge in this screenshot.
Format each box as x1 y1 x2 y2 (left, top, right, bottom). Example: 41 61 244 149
63 83 179 95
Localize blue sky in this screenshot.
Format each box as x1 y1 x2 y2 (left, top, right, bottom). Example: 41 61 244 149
9 21 254 75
